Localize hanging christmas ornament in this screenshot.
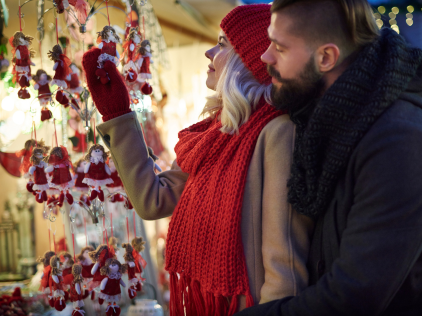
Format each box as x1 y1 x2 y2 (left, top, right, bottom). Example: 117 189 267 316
60 252 74 277
53 0 69 14
10 32 36 99
136 39 152 84
68 0 90 25
66 63 83 109
33 69 53 121
99 258 127 316
48 44 72 106
49 255 67 311
95 26 120 84
140 81 152 95
63 264 85 316
131 237 147 292
37 251 56 307
29 147 50 203
45 146 74 207
106 157 124 203
121 28 141 83
82 144 113 202
122 243 138 299
77 246 95 299
88 244 116 291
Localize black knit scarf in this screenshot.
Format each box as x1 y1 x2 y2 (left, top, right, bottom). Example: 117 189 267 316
288 28 422 219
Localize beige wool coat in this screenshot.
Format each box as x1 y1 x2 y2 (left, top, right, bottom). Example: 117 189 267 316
97 111 314 309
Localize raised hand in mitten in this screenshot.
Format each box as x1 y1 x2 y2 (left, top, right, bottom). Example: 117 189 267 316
82 48 131 122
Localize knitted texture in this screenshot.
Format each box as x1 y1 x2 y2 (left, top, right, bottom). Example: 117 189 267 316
287 28 422 219
220 4 272 85
82 48 131 122
165 99 283 316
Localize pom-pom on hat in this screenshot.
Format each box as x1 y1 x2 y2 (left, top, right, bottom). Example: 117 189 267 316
220 4 272 85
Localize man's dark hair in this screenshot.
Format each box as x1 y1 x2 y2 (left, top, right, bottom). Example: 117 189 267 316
271 0 379 53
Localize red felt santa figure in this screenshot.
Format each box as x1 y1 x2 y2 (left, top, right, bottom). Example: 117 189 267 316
122 243 138 299
10 32 36 99
48 44 72 106
121 28 141 83
45 146 74 207
99 258 127 316
60 252 74 278
63 264 85 316
88 244 115 291
33 69 53 121
77 246 95 299
136 39 153 83
37 251 56 306
49 255 66 311
106 157 124 203
82 144 113 202
95 26 120 84
29 147 50 203
131 237 147 292
73 158 91 206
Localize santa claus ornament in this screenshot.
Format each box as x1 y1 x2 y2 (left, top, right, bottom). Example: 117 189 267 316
77 246 95 299
99 258 127 316
95 26 120 84
10 32 36 99
29 147 50 203
122 243 138 299
106 157 124 203
121 28 141 83
63 264 85 316
48 44 72 106
49 255 66 311
88 244 115 291
45 146 74 207
37 251 56 307
82 144 113 202
33 69 53 121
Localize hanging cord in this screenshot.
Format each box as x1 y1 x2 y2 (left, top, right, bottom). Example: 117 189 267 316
33 121 38 147
84 217 88 247
105 0 111 26
110 213 113 237
70 223 77 262
19 6 22 32
53 119 58 147
48 223 52 251
126 214 130 242
55 17 59 45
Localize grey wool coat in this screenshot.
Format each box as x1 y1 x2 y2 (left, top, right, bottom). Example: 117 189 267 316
97 112 314 310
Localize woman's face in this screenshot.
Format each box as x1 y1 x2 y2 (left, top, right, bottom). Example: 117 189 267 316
205 29 233 91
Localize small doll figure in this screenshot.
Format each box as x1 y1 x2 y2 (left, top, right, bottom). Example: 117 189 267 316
37 251 56 297
82 144 113 202
66 63 84 94
60 252 74 277
106 157 124 203
99 258 127 316
48 44 72 106
10 32 36 99
73 158 91 206
122 243 138 299
45 146 74 207
131 237 147 292
33 69 53 121
63 264 85 316
49 255 66 311
77 246 95 299
95 26 121 84
121 28 141 83
29 147 50 203
136 39 153 83
88 244 115 291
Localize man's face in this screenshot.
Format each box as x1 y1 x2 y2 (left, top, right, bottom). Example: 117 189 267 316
262 13 324 112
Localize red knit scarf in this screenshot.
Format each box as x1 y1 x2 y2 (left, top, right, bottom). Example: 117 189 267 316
165 100 283 316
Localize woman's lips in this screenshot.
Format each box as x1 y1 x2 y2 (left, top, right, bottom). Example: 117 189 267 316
207 65 215 73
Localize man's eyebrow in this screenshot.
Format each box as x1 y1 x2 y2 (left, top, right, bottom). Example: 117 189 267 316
219 36 228 42
268 35 288 48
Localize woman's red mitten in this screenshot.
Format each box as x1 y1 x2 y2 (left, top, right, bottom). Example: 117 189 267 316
82 48 131 121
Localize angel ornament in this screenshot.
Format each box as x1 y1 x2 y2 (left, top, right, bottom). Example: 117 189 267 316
33 69 53 121
95 26 121 84
10 32 36 99
136 40 153 83
48 44 72 106
82 144 113 202
99 258 127 316
45 146 74 207
121 28 141 83
49 255 67 311
29 147 50 203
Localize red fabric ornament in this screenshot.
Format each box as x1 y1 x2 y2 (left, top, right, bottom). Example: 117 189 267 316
165 101 283 315
140 82 152 95
41 107 53 121
220 4 272 85
0 151 21 178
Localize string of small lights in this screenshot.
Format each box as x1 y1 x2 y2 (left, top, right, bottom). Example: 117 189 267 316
374 5 419 34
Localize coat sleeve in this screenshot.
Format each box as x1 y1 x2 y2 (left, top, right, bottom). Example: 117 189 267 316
260 116 314 303
235 105 422 316
96 112 189 220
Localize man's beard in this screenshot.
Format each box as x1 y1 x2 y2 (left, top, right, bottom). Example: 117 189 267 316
268 56 325 121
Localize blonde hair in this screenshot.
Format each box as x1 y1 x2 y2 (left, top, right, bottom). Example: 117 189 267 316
201 49 271 134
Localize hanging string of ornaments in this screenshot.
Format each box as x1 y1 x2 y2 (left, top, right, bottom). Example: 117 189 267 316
12 1 153 315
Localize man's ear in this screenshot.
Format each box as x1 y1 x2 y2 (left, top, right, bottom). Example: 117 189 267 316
315 44 340 74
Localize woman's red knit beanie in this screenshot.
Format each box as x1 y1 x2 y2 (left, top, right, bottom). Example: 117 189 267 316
220 4 272 85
